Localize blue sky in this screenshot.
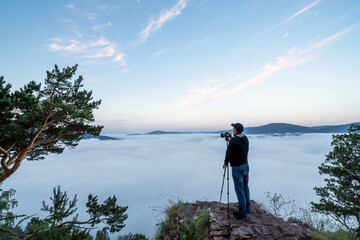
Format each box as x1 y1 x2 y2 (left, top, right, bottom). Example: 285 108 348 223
1 0 359 131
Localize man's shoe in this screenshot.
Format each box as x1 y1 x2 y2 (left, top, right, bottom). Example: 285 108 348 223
233 211 248 220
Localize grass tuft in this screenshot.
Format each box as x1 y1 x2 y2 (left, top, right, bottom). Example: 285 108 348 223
155 200 210 240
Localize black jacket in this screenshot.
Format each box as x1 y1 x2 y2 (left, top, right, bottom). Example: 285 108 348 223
224 134 249 167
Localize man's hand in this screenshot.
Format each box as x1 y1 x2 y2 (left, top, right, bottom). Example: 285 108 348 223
223 163 227 169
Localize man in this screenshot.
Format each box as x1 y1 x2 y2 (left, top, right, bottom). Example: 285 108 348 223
223 123 250 220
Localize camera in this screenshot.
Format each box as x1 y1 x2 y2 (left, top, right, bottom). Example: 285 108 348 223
220 132 232 141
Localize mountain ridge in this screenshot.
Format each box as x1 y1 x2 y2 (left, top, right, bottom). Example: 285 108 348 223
129 122 359 136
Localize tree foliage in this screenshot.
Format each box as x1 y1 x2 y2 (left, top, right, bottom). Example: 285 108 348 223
95 228 110 240
0 186 128 240
86 194 128 233
0 65 103 183
25 217 93 240
0 187 26 240
25 186 128 240
117 232 148 240
311 124 360 237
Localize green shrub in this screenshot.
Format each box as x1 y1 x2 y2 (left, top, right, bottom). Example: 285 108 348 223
193 210 210 239
118 232 148 240
155 200 210 240
311 229 356 240
261 191 356 239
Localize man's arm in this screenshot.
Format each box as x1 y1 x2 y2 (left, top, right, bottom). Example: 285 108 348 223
223 138 234 167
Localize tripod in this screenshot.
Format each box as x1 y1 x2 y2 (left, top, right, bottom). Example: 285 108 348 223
220 139 230 219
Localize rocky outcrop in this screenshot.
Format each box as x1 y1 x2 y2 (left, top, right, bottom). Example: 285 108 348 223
176 200 312 240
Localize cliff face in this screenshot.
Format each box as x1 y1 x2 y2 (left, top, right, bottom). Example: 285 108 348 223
176 200 312 240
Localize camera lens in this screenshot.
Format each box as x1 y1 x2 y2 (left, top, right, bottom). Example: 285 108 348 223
220 132 230 138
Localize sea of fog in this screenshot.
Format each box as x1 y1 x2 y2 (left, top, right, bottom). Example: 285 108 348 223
4 133 334 239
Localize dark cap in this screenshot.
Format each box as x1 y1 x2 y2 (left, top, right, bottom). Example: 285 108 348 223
231 123 244 133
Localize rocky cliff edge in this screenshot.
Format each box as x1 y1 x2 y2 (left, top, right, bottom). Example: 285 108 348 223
176 200 312 240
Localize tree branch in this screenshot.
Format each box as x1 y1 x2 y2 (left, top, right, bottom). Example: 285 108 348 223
25 218 95 240
32 130 71 147
0 214 26 222
0 150 23 175
327 213 353 233
6 142 17 152
0 147 30 183
0 150 20 174
15 214 37 228
0 146 10 172
0 128 73 177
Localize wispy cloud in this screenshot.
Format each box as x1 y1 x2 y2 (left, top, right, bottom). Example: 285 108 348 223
65 3 76 9
86 13 97 20
93 21 112 30
48 36 126 65
282 0 322 24
172 78 226 108
60 18 81 36
186 79 223 98
262 0 322 35
172 24 360 108
153 50 165 56
85 46 115 58
49 39 86 53
114 53 126 65
97 4 118 11
140 0 188 43
122 67 129 73
88 37 109 47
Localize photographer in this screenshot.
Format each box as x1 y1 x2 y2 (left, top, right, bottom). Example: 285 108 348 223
223 123 250 220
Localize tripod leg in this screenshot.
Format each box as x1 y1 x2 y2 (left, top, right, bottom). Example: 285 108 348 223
219 167 226 202
227 164 230 219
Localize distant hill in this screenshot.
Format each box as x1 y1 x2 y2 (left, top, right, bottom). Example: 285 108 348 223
131 122 359 136
82 134 122 141
244 123 312 134
311 123 356 133
242 123 358 134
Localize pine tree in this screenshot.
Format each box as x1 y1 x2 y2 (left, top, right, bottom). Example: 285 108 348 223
25 186 128 240
0 65 103 183
117 233 148 240
311 124 360 237
0 188 26 239
95 228 110 240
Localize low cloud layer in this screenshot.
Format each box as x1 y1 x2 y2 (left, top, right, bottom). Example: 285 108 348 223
5 133 333 238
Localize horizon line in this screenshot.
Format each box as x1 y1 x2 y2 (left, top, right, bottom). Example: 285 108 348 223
100 121 359 133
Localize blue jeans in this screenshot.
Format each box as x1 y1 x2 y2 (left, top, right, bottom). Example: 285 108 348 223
232 163 250 217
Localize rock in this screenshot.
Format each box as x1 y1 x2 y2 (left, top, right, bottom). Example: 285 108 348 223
176 200 312 240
